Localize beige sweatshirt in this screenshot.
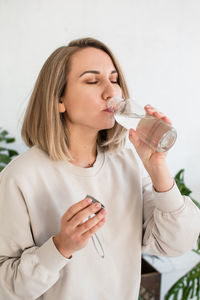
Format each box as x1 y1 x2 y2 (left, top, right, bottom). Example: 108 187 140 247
0 146 199 300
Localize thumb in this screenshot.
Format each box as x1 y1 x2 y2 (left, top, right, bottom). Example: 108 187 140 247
129 129 140 148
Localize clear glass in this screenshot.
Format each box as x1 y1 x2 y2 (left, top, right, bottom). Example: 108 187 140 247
107 96 177 152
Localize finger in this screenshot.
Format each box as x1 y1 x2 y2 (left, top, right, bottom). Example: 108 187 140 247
153 112 172 124
70 202 102 228
145 104 163 116
77 209 107 235
82 217 106 240
64 197 92 222
145 105 161 117
129 128 154 160
144 104 156 113
129 129 140 148
161 116 172 125
145 105 172 124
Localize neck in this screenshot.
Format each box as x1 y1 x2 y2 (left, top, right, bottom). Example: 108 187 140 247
68 125 98 168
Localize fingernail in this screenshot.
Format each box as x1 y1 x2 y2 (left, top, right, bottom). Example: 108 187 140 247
129 129 134 136
86 198 92 204
145 105 154 110
129 129 139 141
95 203 101 209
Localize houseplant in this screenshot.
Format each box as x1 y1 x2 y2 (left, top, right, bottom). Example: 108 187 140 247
0 127 19 171
164 169 200 299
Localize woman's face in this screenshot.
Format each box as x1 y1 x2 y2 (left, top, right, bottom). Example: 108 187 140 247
60 47 122 132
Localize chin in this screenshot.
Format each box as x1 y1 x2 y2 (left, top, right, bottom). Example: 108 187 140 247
92 115 116 130
98 121 115 130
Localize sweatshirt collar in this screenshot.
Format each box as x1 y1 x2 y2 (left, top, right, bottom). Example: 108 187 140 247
60 145 105 177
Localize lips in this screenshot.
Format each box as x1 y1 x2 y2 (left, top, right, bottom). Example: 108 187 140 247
103 107 115 113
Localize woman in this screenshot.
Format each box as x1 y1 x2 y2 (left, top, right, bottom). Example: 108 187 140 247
0 37 199 300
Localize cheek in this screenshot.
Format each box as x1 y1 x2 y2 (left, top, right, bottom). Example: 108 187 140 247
118 88 123 99
65 97 96 122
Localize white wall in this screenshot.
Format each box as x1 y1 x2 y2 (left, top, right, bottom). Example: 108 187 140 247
1 0 200 198
0 1 200 298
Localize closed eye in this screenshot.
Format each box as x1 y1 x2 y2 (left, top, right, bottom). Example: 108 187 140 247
87 81 118 84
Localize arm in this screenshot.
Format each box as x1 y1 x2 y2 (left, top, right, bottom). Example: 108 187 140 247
0 175 69 300
0 173 106 299
141 173 200 256
129 105 200 256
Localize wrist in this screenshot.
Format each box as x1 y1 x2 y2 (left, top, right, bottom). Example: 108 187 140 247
146 163 174 192
53 236 72 259
153 179 174 193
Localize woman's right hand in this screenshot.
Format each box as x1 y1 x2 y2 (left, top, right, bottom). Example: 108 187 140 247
53 197 106 258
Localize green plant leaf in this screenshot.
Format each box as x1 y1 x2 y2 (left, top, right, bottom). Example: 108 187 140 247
193 237 200 255
0 137 7 142
191 198 200 210
5 138 15 144
165 169 200 299
165 262 200 299
0 147 9 152
174 169 192 196
175 170 200 208
7 149 18 157
174 168 185 182
0 128 19 172
0 154 11 164
0 130 9 137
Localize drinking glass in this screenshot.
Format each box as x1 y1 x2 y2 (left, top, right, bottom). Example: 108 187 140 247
107 96 177 152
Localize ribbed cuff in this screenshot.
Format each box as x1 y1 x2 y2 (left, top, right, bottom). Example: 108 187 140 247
36 237 70 273
153 183 185 212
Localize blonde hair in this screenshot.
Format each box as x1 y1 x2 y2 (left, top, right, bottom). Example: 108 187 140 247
21 37 130 161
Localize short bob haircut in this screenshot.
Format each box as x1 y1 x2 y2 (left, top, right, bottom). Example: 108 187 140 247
21 37 130 161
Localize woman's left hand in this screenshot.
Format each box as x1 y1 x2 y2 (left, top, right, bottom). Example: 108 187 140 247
129 104 174 192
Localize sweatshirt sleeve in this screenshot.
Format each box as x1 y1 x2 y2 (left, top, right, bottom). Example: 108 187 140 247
0 173 69 300
141 173 200 257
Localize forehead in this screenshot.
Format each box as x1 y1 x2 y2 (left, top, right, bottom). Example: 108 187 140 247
69 47 116 75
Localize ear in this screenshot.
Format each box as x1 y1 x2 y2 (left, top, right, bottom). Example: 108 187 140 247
58 101 66 113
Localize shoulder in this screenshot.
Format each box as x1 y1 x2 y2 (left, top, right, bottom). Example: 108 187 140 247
0 146 52 182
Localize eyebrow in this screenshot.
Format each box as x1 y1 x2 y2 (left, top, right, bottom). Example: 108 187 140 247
79 70 118 77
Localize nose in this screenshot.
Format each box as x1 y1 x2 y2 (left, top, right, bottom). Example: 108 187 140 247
102 81 119 101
